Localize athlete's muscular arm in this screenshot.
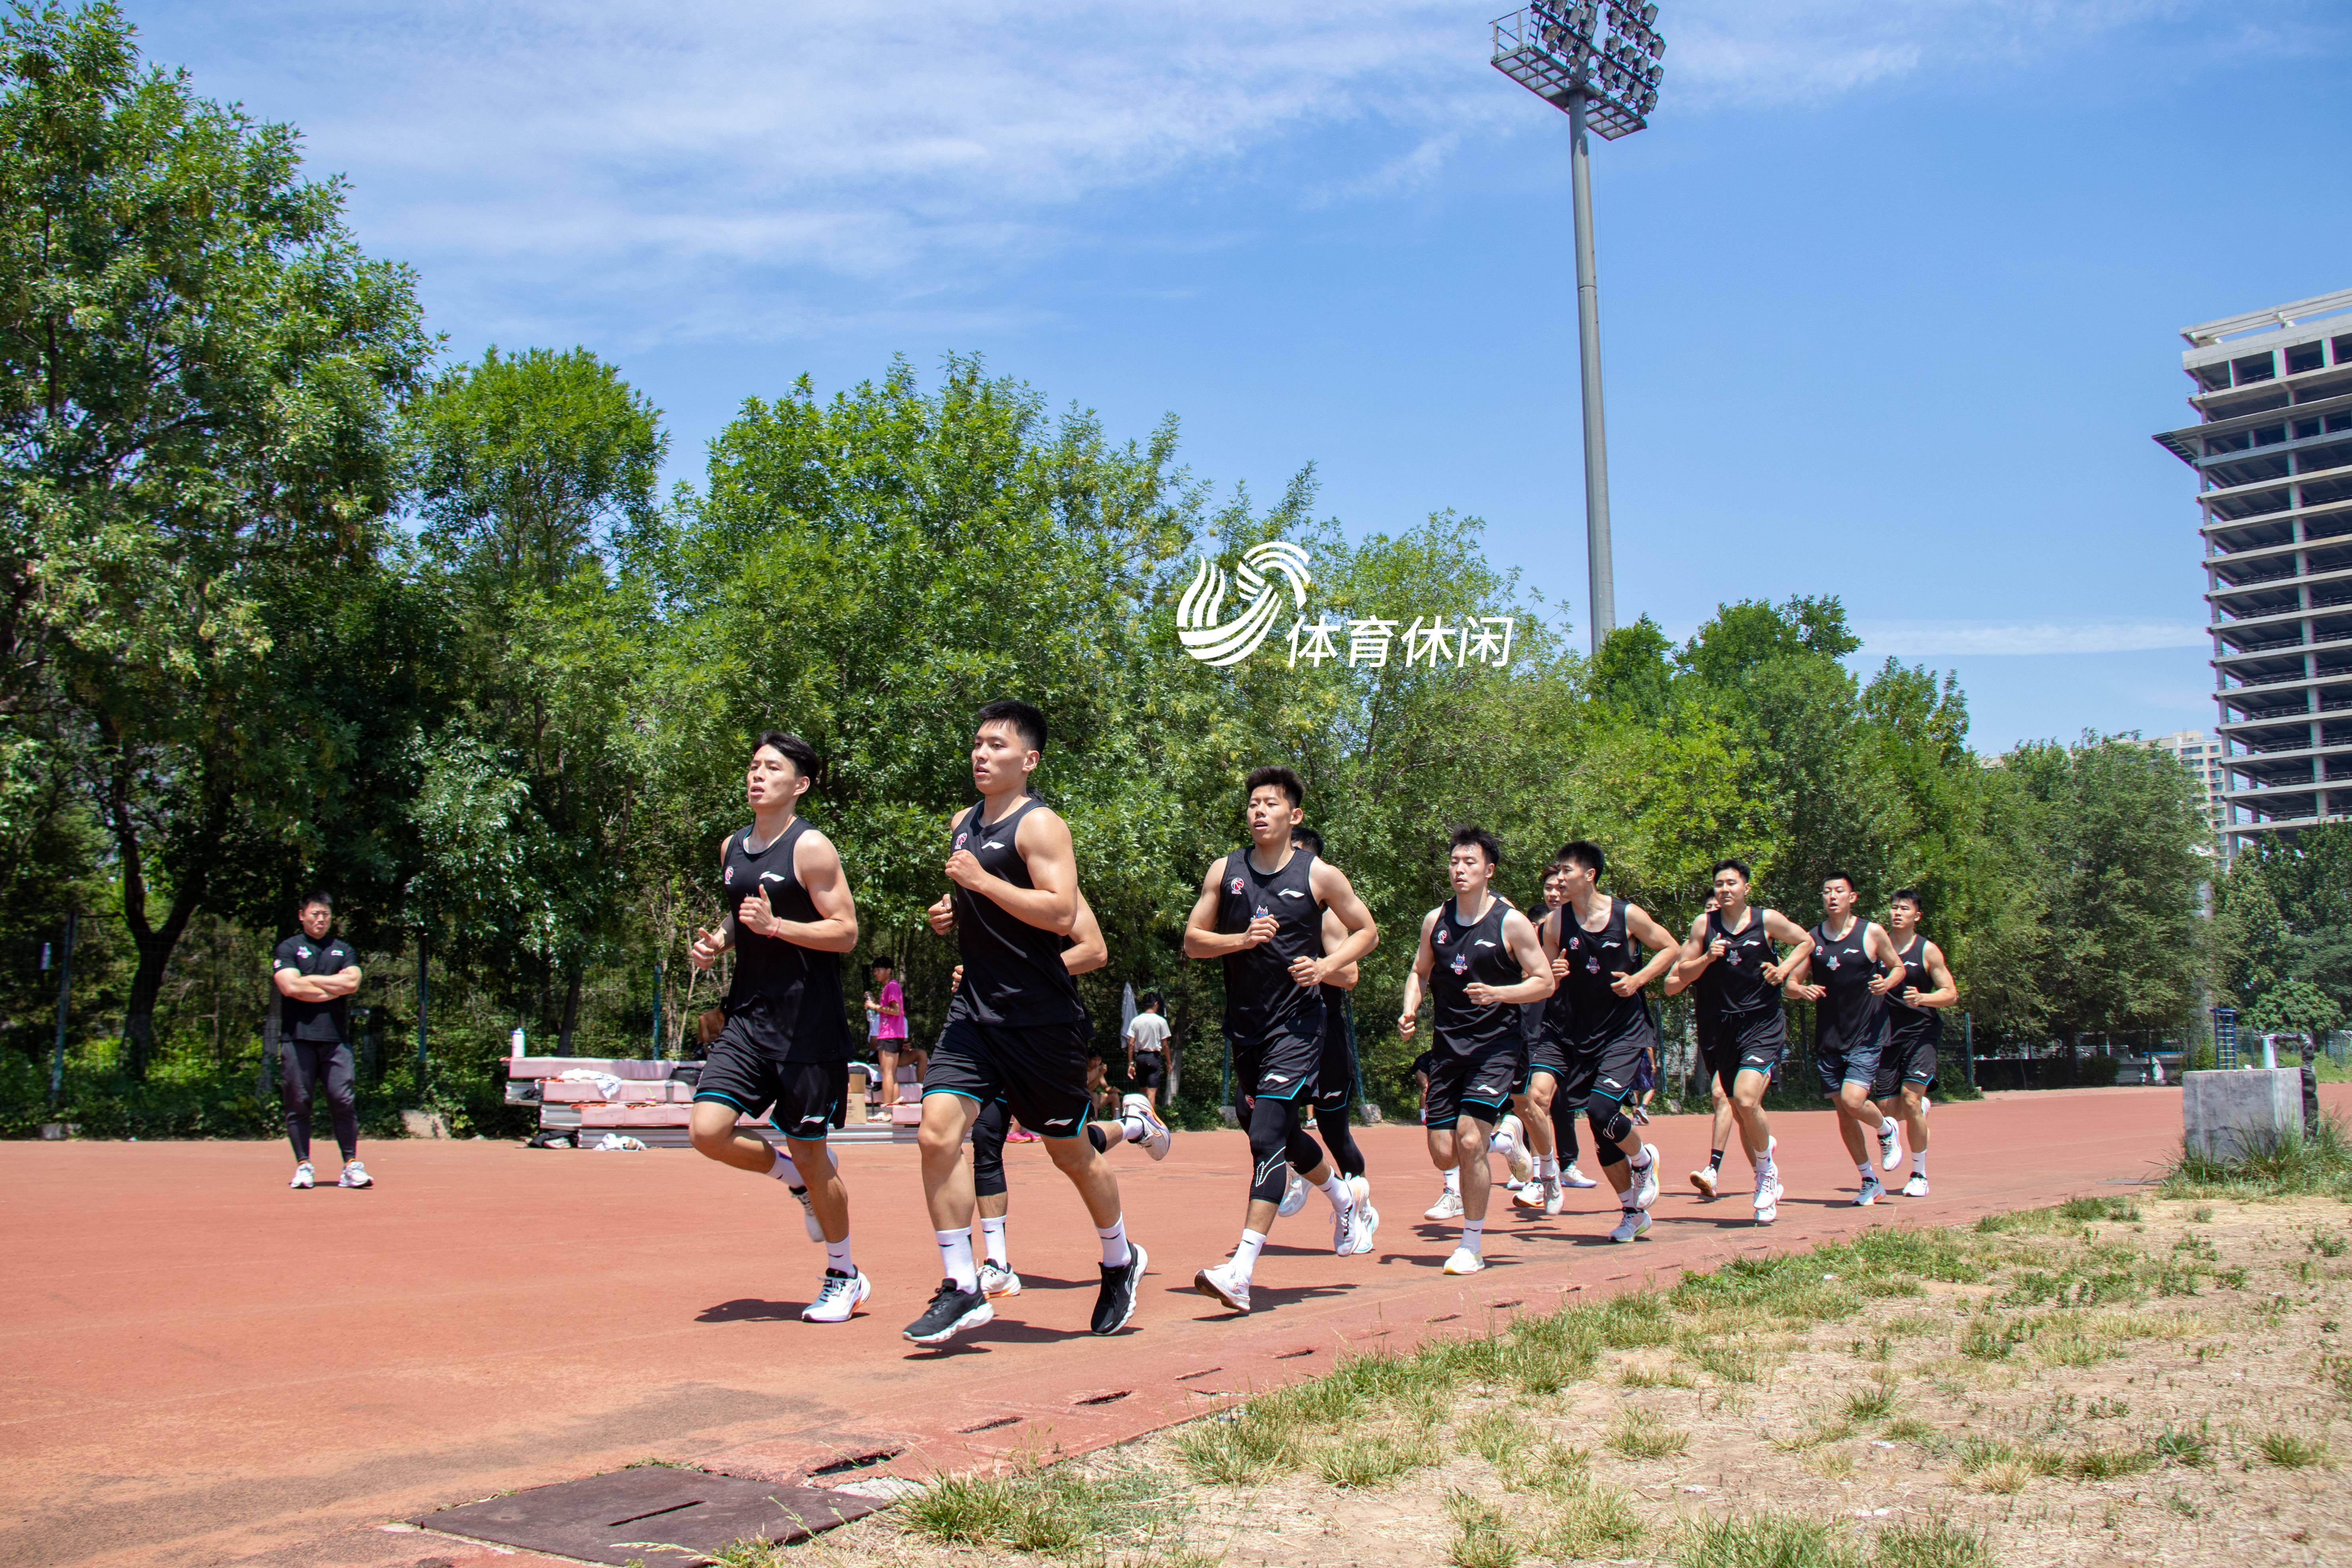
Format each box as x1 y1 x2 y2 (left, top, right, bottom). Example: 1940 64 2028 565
1758 909 1816 987
1863 921 1906 997
1063 886 1108 976
1315 908 1363 989
945 804 1078 935
1183 858 1274 957
1291 860 1377 988
1906 940 1959 1009
1542 909 1569 978
690 833 735 970
1396 908 1440 1037
1677 913 1721 982
1466 909 1557 1007
732 828 858 953
1613 904 1682 997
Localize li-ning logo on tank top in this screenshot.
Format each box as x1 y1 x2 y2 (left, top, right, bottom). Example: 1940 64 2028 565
1176 540 1313 665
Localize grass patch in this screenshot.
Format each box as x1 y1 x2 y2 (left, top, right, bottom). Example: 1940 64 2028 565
1686 1338 1776 1384
1528 1474 1645 1558
1313 1428 1440 1489
1445 1491 1516 1568
2152 1423 2212 1467
2160 1115 2352 1200
1883 1416 1937 1444
1508 1440 1593 1497
1674 1509 1864 1568
1598 1290 1676 1348
2059 1195 2140 1223
1957 1316 2015 1362
1607 1409 1690 1460
2257 1430 2332 1469
2323 1352 2352 1403
1842 1379 1898 1423
1457 1407 1520 1466
901 1461 1161 1556
1874 1517 1993 1568
2064 1444 2155 1481
1175 1406 1302 1486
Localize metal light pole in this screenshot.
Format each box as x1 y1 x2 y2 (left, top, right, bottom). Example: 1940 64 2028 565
1491 2 1665 655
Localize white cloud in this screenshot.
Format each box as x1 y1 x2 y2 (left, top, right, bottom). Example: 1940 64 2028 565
139 0 2273 344
1855 619 2209 655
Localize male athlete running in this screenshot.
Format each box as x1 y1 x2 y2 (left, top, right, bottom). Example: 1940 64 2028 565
1673 860 1811 1225
1873 889 1957 1197
1398 826 1555 1275
1292 826 1379 1237
907 701 1147 1345
1783 872 1908 1206
1185 769 1379 1315
686 732 865 1323
1513 859 1600 1217
1540 841 1679 1242
965 886 1172 1300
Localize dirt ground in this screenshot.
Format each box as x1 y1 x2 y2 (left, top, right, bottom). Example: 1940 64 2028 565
753 1186 2352 1568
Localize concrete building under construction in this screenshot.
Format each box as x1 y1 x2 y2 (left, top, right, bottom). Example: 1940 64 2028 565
2155 288 2352 856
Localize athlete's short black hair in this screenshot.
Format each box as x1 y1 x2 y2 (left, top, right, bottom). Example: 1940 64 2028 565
975 699 1048 754
1822 870 1856 892
1712 858 1752 883
752 730 821 784
1449 824 1500 867
298 890 333 913
1890 887 1924 910
1246 765 1305 809
1554 839 1605 877
1290 825 1325 857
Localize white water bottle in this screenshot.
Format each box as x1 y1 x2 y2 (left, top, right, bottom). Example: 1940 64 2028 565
510 1026 527 1059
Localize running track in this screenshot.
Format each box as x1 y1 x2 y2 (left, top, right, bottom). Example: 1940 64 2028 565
3 1086 2315 1568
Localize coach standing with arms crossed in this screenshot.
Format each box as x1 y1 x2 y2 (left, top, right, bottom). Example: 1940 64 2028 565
274 893 371 1190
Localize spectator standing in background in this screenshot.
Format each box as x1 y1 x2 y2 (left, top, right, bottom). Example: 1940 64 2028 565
1124 994 1172 1111
867 957 907 1109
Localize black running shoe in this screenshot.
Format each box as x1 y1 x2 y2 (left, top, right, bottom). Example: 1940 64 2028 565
903 1279 993 1346
1090 1241 1147 1335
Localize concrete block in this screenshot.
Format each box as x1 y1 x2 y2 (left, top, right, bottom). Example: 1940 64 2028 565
2182 1068 2302 1164
400 1109 451 1140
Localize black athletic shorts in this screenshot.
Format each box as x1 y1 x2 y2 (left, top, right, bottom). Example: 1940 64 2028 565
926 1015 1092 1137
1423 1039 1522 1128
1814 1027 1886 1096
1575 1029 1656 1109
1312 1007 1357 1112
692 1023 847 1142
1698 1008 1785 1094
1230 1023 1321 1104
1872 1031 1938 1099
1130 1053 1165 1092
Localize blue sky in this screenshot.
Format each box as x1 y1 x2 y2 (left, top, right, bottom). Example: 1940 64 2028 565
133 1 2352 751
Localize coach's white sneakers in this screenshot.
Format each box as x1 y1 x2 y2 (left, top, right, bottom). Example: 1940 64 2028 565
289 1162 314 1190
337 1160 372 1189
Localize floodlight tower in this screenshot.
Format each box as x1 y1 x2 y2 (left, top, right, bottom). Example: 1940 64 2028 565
1491 2 1664 654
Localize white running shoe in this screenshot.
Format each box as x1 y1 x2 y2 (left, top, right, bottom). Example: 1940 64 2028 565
289 1162 314 1190
977 1261 1022 1298
1512 1179 1547 1209
337 1160 372 1189
1878 1117 1902 1172
1497 1116 1534 1184
1443 1245 1485 1276
1609 1208 1651 1243
1348 1178 1379 1255
1902 1174 1930 1199
1856 1174 1884 1207
1690 1164 1720 1199
1121 1093 1173 1161
1560 1162 1598 1189
1333 1199 1362 1256
789 1185 824 1243
1542 1176 1566 1216
1754 1173 1781 1226
1194 1261 1251 1313
1278 1167 1309 1218
803 1268 870 1323
1629 1145 1660 1211
1425 1186 1464 1220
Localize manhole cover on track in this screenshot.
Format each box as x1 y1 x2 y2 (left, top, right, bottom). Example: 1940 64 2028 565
415 1465 879 1565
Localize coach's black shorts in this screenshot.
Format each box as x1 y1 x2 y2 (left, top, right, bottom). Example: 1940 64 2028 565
1130 1053 1165 1092
1814 1023 1887 1097
1423 1039 1522 1128
1312 1002 1358 1112
926 1015 1093 1137
692 1023 846 1142
1698 1008 1785 1095
1231 1021 1322 1105
1872 1028 1938 1099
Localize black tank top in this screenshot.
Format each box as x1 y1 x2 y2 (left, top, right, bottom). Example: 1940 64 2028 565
1216 846 1325 1040
1532 906 1575 1044
1885 934 1942 1047
1555 897 1655 1048
1694 907 1779 1017
1429 895 1520 1057
948 797 1083 1027
1809 917 1890 1053
720 818 847 1062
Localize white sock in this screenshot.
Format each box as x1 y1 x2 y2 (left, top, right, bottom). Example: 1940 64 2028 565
1233 1227 1268 1283
825 1237 854 1274
1536 1154 1558 1180
1444 1167 1461 1194
1912 1151 1928 1176
936 1228 977 1292
1120 1110 1150 1142
1097 1216 1132 1269
1857 1161 1874 1182
1753 1144 1775 1176
1490 1127 1517 1159
1880 1116 1898 1140
1628 1145 1652 1172
767 1148 803 1190
980 1215 1009 1268
1318 1171 1350 1213
1460 1218 1485 1253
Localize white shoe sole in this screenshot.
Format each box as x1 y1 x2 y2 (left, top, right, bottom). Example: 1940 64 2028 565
904 1298 994 1346
981 1272 1023 1299
1354 1204 1379 1255
1194 1266 1250 1313
1443 1249 1485 1275
803 1272 872 1323
1609 1213 1651 1243
1903 1178 1930 1197
1690 1170 1718 1199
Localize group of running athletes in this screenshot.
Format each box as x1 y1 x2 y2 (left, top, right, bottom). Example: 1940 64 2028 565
679 701 1958 1340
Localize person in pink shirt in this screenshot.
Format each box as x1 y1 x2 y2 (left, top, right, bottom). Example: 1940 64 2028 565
866 958 908 1112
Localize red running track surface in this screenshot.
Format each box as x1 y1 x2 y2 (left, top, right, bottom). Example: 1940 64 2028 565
0 1085 2300 1568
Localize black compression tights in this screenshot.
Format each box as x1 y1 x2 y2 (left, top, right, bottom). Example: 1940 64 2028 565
282 1040 358 1164
1247 1096 1326 1204
1314 1103 1366 1179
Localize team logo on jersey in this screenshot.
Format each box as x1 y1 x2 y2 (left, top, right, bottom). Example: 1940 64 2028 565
1569 936 1581 950
1450 953 1470 974
1435 928 1450 944
1175 539 1312 666
1585 958 1600 972
723 866 733 885
1228 877 1245 895
760 871 785 883
954 832 969 851
1825 953 1841 971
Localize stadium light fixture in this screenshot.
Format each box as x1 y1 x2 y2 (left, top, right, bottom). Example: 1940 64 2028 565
1491 2 1665 654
